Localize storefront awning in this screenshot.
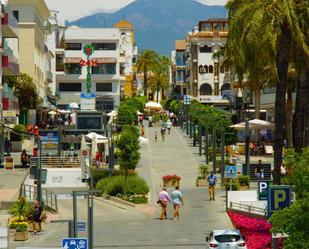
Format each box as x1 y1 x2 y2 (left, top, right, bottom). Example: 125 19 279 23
93 57 117 64
65 57 82 63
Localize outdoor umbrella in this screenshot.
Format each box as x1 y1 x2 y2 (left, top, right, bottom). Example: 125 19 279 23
80 134 87 151
139 136 149 144
145 102 162 109
86 132 108 144
69 102 79 109
230 119 274 130
91 135 98 160
48 110 57 115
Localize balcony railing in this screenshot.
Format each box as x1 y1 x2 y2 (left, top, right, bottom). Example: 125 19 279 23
1 11 18 38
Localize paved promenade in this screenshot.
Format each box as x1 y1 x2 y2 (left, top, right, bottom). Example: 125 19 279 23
11 123 234 248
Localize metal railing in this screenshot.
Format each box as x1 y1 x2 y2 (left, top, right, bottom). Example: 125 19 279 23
21 184 58 212
30 156 81 168
229 201 267 216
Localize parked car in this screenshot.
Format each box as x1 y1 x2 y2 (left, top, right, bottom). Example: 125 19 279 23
206 230 247 249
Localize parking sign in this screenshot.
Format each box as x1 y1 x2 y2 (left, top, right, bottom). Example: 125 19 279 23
268 185 292 217
258 181 270 200
62 238 88 249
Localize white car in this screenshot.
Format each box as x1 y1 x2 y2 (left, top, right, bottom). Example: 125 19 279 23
206 230 247 249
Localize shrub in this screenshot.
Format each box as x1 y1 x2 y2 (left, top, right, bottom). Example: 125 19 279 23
224 178 240 191
237 175 250 186
11 124 27 141
96 175 149 196
15 222 29 232
198 164 209 179
117 194 148 204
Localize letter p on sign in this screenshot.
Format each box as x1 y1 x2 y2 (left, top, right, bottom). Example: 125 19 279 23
274 190 286 209
270 186 291 213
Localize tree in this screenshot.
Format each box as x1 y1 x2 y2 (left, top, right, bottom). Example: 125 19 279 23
148 70 169 103
116 104 137 127
137 50 158 97
115 125 141 193
226 0 309 184
4 73 40 111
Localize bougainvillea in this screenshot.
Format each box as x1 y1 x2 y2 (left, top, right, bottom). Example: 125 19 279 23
228 212 283 249
162 175 181 181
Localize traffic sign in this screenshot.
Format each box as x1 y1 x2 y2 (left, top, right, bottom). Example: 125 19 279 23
268 185 292 218
77 222 86 232
62 238 87 249
81 150 88 158
258 180 270 200
226 165 237 178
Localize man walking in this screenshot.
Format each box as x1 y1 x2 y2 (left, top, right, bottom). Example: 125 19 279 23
158 188 170 220
255 159 264 180
207 171 217 201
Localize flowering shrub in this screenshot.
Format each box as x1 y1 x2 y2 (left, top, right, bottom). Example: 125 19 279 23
228 212 282 249
162 175 181 181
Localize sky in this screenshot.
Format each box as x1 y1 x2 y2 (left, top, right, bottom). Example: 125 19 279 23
45 0 227 21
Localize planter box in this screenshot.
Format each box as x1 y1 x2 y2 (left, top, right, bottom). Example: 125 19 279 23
14 231 29 241
196 178 207 187
239 185 250 190
163 179 180 188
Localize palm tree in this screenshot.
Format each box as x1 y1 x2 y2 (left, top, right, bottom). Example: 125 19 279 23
148 70 169 103
226 0 309 184
137 50 158 97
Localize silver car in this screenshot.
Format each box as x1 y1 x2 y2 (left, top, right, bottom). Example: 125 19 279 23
206 230 247 249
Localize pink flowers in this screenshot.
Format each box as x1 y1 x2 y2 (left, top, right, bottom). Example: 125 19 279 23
228 212 281 249
162 175 181 181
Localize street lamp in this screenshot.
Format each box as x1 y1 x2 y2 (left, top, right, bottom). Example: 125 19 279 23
220 132 235 180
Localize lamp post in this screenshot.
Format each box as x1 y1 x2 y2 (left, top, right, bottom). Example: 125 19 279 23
205 126 209 164
245 117 250 176
199 125 202 156
212 128 216 173
221 132 235 180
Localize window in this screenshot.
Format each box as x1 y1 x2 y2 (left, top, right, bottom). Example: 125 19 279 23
58 83 81 92
220 65 225 74
65 64 82 74
213 23 223 31
92 63 116 74
215 235 241 243
13 10 19 21
96 83 112 92
199 65 206 74
199 46 212 53
96 100 114 112
92 43 116 50
77 117 102 130
204 65 209 73
200 22 212 31
65 43 82 50
209 65 214 74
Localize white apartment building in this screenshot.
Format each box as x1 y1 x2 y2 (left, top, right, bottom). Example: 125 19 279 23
55 26 122 112
186 18 232 105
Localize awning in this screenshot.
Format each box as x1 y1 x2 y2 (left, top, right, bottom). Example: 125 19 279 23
93 57 117 64
65 57 81 63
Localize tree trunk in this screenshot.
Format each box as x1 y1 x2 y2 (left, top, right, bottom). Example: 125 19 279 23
156 90 159 103
304 70 309 146
143 70 148 98
285 89 293 148
293 67 307 152
254 89 261 119
273 24 291 185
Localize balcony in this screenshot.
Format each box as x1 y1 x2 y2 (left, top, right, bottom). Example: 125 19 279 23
2 12 18 38
2 43 19 75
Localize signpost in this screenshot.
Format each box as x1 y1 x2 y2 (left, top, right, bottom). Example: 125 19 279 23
226 165 237 191
4 157 14 170
267 185 292 218
77 222 86 232
258 180 270 201
62 238 87 249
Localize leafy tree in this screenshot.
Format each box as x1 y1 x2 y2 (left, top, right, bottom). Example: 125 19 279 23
137 50 159 97
115 125 141 193
4 73 40 111
122 97 147 113
116 104 137 127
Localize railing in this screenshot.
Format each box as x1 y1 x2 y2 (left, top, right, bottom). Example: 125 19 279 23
21 184 58 212
30 156 81 168
229 201 267 217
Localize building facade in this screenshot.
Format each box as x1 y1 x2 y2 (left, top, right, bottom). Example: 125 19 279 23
9 0 50 106
55 26 122 112
186 19 232 103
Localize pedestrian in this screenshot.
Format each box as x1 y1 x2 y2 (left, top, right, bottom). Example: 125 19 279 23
171 186 184 220
158 187 170 220
21 149 29 168
141 125 145 137
154 131 158 142
32 201 43 235
161 127 166 142
95 151 101 168
255 159 264 180
139 116 143 126
207 171 217 201
33 125 39 145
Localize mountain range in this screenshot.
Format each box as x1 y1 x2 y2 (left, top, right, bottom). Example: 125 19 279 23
68 0 227 55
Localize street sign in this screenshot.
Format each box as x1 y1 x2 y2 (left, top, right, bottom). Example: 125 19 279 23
62 238 87 249
77 222 86 232
81 150 88 157
226 165 237 178
258 180 270 200
268 185 292 217
183 95 191 105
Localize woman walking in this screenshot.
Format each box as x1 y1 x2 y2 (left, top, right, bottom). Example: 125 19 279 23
158 188 170 220
171 186 184 220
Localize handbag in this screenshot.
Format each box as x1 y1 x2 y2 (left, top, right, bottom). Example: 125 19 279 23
157 199 161 204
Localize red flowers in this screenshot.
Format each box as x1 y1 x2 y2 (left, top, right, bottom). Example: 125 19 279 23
228 212 282 249
162 175 181 181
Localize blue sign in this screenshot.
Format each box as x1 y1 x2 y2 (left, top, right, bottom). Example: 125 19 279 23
80 93 96 99
183 95 191 105
226 165 237 178
268 185 292 217
258 181 270 200
40 130 59 150
77 222 86 232
62 238 87 249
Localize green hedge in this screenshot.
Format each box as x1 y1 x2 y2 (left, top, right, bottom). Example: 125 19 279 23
92 169 136 186
224 178 240 191
237 175 250 186
96 175 149 196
